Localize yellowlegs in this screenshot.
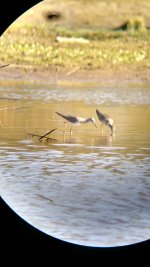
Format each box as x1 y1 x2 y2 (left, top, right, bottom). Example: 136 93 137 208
96 109 115 134
56 111 97 135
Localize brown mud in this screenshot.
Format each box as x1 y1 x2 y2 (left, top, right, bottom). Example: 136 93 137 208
0 64 150 86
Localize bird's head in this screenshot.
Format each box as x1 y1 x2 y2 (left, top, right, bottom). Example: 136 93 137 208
87 117 97 128
109 123 115 133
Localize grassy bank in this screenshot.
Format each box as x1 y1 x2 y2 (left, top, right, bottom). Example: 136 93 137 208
0 0 150 73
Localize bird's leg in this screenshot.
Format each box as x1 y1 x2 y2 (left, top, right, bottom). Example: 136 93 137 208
70 125 73 135
63 122 67 135
100 124 103 134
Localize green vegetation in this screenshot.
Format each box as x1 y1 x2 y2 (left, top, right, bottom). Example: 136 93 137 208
0 0 150 72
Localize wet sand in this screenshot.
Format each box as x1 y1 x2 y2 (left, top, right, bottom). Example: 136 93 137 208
0 64 150 86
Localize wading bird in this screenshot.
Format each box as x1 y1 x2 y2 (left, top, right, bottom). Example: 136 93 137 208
96 109 115 134
56 111 97 135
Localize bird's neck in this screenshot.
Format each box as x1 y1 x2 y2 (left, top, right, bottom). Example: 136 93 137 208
85 118 91 124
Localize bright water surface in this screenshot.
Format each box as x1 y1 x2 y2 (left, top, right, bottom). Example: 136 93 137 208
0 80 150 247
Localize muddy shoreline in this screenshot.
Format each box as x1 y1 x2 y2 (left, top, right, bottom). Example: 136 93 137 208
0 64 150 86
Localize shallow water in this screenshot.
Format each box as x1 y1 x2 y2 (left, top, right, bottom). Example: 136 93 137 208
0 81 150 247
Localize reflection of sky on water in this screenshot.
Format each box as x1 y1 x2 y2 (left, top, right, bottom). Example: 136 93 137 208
0 142 150 246
0 133 150 247
0 83 150 247
0 82 150 105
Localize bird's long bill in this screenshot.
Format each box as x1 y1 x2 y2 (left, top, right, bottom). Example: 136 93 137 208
93 122 97 128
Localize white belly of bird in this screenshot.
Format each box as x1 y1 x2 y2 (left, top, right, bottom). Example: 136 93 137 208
107 118 113 125
76 117 87 124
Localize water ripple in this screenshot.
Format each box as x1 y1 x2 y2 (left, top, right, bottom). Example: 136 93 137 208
0 85 150 105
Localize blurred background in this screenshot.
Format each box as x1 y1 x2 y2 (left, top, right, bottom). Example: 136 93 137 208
11 0 150 31
0 0 150 74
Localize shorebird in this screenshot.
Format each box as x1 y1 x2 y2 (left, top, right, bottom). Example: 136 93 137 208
96 109 115 134
56 111 97 135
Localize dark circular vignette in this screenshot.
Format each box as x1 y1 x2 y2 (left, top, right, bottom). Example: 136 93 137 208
0 0 150 261
0 0 42 35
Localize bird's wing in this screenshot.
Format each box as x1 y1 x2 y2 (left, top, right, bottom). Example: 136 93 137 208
55 112 78 123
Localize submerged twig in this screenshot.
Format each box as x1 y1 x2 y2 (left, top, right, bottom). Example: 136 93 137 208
0 64 9 69
66 66 80 76
27 132 41 138
37 194 54 203
39 128 57 140
27 132 57 142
